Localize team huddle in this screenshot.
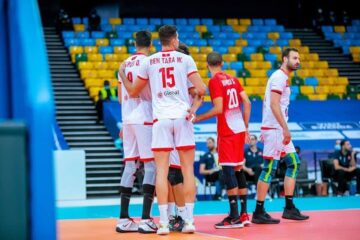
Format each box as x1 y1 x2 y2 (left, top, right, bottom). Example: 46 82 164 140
116 25 309 236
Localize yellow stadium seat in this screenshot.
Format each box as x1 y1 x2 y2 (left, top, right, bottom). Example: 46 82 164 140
268 32 280 40
296 69 310 78
98 70 115 79
80 70 98 79
233 25 248 33
93 62 109 70
236 78 245 86
352 53 360 62
204 96 211 102
195 25 207 33
317 77 335 85
236 39 248 47
250 53 264 61
69 46 83 54
334 25 346 33
202 78 210 86
306 53 319 61
257 61 272 69
73 24 85 32
300 86 315 94
189 46 200 54
269 46 282 54
308 94 327 100
200 47 213 54
314 61 328 69
246 78 262 86
335 77 349 85
108 62 121 70
109 18 121 25
84 78 103 89
239 19 251 26
324 69 339 77
244 61 258 69
198 70 208 78
118 54 131 61
78 62 94 70
358 94 360 100
109 78 118 87
223 54 237 62
226 18 239 25
150 46 157 54
228 46 242 54
252 86 266 95
196 61 207 69
349 47 360 54
330 86 346 94
84 46 98 53
250 70 267 77
87 53 103 62
244 86 255 95
224 70 236 76
300 62 314 69
114 46 127 54
315 86 330 94
89 87 102 98
310 69 324 77
192 53 207 61
151 32 159 39
96 39 109 46
105 54 119 62
289 39 302 47
298 46 310 54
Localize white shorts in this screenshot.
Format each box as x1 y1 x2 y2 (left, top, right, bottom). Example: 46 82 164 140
262 128 295 160
152 118 195 151
169 150 181 168
123 124 154 162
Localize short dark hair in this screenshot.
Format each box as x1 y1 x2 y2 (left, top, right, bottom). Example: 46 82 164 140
104 80 110 86
207 52 223 66
250 134 257 140
177 42 190 55
282 47 299 61
158 25 177 46
135 30 152 48
340 140 348 148
207 137 215 143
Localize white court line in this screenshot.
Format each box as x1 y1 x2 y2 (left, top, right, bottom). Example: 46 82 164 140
197 231 241 240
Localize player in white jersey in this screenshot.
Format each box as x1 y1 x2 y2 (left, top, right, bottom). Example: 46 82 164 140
252 48 309 224
119 25 206 235
115 31 157 234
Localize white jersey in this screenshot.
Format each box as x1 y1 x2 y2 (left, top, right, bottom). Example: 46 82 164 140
119 53 153 125
262 69 291 129
137 50 198 120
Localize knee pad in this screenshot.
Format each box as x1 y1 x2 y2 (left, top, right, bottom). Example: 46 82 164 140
235 170 247 189
259 159 278 184
120 161 137 188
143 161 156 186
285 152 300 179
222 166 238 190
168 167 183 186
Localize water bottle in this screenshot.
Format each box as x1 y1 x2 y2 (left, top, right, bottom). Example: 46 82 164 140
299 187 304 197
350 180 357 196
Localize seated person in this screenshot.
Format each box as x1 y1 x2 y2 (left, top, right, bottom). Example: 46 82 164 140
243 134 263 184
199 137 223 200
96 80 117 123
88 9 101 31
333 140 360 195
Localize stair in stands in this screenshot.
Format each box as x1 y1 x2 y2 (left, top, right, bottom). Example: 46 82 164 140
44 27 123 198
287 28 360 85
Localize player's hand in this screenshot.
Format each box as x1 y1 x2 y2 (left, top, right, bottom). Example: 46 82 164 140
245 130 250 144
119 128 123 140
282 128 291 145
259 133 264 143
348 166 356 172
248 168 255 176
186 108 196 122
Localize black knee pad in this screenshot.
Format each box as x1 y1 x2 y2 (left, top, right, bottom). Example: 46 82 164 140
168 167 183 186
235 170 247 189
222 166 238 190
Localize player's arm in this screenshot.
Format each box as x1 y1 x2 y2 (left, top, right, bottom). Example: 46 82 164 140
195 97 223 122
117 83 122 104
349 152 357 171
270 92 291 144
188 87 204 120
333 159 350 172
188 72 206 97
118 62 147 97
199 163 215 175
239 91 251 129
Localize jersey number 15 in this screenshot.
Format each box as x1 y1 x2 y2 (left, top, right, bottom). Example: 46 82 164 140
159 67 175 88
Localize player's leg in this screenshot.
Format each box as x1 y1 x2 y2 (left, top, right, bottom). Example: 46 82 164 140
282 143 309 220
252 129 281 224
167 181 176 219
116 125 139 233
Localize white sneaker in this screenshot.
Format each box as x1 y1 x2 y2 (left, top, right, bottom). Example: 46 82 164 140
138 218 158 234
116 218 138 233
156 221 170 235
182 219 195 233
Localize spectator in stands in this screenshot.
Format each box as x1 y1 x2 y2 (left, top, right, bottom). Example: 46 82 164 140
333 140 360 195
243 134 263 184
328 10 336 25
199 137 224 200
88 9 101 31
341 10 350 25
328 139 342 158
55 9 73 32
313 8 325 30
96 80 117 123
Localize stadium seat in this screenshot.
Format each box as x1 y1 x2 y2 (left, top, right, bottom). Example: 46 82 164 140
250 53 264 61
335 77 349 85
109 18 121 25
305 77 318 86
315 86 330 94
96 39 109 46
93 62 109 70
239 19 251 26
113 46 127 54
317 77 335 85
334 25 346 33
330 86 346 94
308 94 327 100
314 61 329 69
87 53 103 62
74 24 85 32
69 46 83 54
229 62 243 71
193 54 207 61
200 47 213 54
268 32 280 40
249 69 267 77
324 69 339 77
81 70 98 79
233 25 248 33
235 39 248 47
300 86 315 94
228 46 243 54
78 62 94 70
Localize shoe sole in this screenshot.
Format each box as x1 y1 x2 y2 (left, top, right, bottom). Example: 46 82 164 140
116 227 138 233
157 231 170 235
242 220 251 226
138 228 157 234
251 218 280 224
214 223 244 229
282 215 309 221
182 229 195 233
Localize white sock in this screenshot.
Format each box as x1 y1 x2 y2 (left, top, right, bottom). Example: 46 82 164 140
177 205 187 220
185 203 194 221
167 202 176 218
159 204 169 223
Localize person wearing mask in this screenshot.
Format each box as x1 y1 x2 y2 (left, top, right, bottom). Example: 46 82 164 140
243 134 264 184
96 80 117 123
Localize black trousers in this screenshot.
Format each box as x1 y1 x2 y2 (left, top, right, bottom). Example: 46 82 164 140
244 166 262 184
334 168 360 193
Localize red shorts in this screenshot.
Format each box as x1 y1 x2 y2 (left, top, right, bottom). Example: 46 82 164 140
217 132 245 166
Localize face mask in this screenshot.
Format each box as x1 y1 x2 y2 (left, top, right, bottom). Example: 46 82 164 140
105 85 110 89
334 145 341 151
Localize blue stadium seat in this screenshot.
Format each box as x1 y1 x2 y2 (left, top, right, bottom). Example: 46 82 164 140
279 32 293 39
267 69 276 77
222 62 229 70
64 38 80 47
290 86 300 94
80 38 96 46
213 46 228 54
188 18 200 25
101 24 113 32
127 25 142 32
163 18 174 25
188 32 201 39
242 32 254 39
276 39 289 47
248 39 262 47
82 17 88 25
227 32 241 39
290 92 298 100
117 32 132 39
196 39 208 46
77 31 90 38
352 20 360 26
324 32 342 40
201 18 213 25
305 77 318 86
265 19 277 26
264 53 278 62
220 25 233 32
175 18 187 25
216 32 227 39
208 39 222 46
242 46 256 55
72 17 81 24
222 40 235 47
271 25 285 32
230 61 243 71
62 31 75 39
247 26 260 32
114 25 127 32
183 39 195 46
259 26 272 32
149 18 162 25
128 46 136 54
123 18 135 25
252 19 264 26
263 39 275 47
99 46 113 54
177 26 195 32
253 32 267 39
110 39 125 46
207 25 221 32
136 18 148 25
91 31 106 38
346 26 358 33
342 46 350 54
343 32 356 39
321 26 333 33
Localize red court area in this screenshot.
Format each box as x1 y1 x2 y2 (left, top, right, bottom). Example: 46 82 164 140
59 210 360 240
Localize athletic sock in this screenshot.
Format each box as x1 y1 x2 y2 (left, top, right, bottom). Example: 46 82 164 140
141 184 155 219
167 202 176 218
228 195 239 219
159 204 169 223
239 195 247 214
285 195 295 209
120 187 132 219
185 203 194 221
177 205 187 220
255 200 265 214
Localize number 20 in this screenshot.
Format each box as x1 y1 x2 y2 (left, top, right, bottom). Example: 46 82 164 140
227 88 239 109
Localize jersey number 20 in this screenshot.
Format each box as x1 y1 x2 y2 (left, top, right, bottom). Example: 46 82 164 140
227 88 239 109
159 67 175 88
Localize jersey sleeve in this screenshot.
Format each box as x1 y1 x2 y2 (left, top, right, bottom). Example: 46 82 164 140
186 56 198 78
137 58 149 81
209 78 222 100
187 79 194 89
270 75 286 94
